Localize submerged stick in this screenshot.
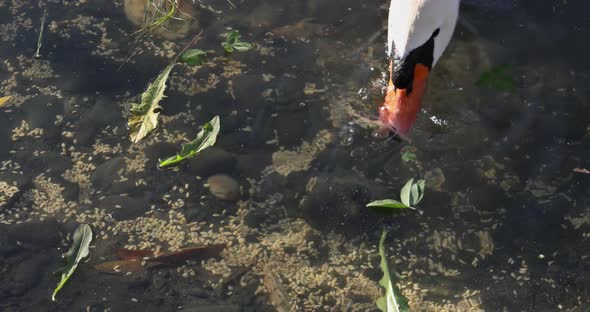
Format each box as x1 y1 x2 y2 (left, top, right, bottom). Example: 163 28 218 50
34 8 48 59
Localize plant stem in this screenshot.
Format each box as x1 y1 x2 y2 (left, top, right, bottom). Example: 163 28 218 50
34 8 48 59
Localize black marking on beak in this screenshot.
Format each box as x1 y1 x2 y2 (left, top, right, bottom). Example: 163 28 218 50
389 28 440 94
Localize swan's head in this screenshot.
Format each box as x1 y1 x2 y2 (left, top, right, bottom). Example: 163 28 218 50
379 0 460 136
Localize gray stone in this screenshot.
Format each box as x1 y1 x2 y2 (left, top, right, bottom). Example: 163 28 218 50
6 218 61 249
21 95 63 129
29 152 73 175
91 157 125 191
207 175 240 201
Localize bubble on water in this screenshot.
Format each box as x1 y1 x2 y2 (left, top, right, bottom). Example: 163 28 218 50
357 88 369 100
339 123 356 146
416 209 425 216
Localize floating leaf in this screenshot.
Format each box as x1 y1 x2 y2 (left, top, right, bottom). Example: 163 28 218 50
181 49 207 66
158 116 221 168
52 224 93 301
128 63 175 143
366 199 409 209
0 96 11 107
376 230 410 312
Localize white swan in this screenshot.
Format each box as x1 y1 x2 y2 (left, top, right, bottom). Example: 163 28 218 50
379 0 460 136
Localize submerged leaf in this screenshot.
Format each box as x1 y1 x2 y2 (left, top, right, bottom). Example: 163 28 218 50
232 41 253 52
400 179 413 207
223 30 240 43
96 244 225 274
128 63 175 143
415 180 425 204
153 244 225 264
94 259 161 274
222 42 234 53
221 30 252 53
52 224 93 301
400 179 426 207
158 116 221 168
116 249 154 260
366 199 409 209
376 231 410 312
0 96 11 107
476 65 517 93
181 49 207 66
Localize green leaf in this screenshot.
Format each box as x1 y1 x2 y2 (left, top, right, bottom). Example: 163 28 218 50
401 151 416 163
223 30 240 44
52 223 93 301
221 42 234 53
415 180 425 205
158 116 221 168
180 49 207 66
366 199 409 209
376 230 411 312
232 41 253 52
128 63 175 143
400 179 413 207
476 65 516 93
400 179 426 207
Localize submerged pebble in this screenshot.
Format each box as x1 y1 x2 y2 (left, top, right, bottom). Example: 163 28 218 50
206 175 240 201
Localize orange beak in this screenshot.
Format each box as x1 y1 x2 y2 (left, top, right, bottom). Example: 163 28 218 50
378 62 430 137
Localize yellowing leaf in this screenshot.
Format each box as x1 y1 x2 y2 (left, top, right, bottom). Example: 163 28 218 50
128 63 175 143
0 96 12 107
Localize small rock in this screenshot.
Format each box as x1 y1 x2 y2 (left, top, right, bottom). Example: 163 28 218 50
59 178 80 202
98 193 150 220
187 147 236 177
6 255 51 296
6 218 61 249
207 175 240 201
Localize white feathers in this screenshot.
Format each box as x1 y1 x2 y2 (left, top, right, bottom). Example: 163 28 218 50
387 0 460 67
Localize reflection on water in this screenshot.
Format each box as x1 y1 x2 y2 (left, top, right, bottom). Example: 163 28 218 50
0 0 589 311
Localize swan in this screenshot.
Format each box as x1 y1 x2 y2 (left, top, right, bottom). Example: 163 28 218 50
379 0 460 136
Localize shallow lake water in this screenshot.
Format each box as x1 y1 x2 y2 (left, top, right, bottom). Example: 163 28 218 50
0 0 589 311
